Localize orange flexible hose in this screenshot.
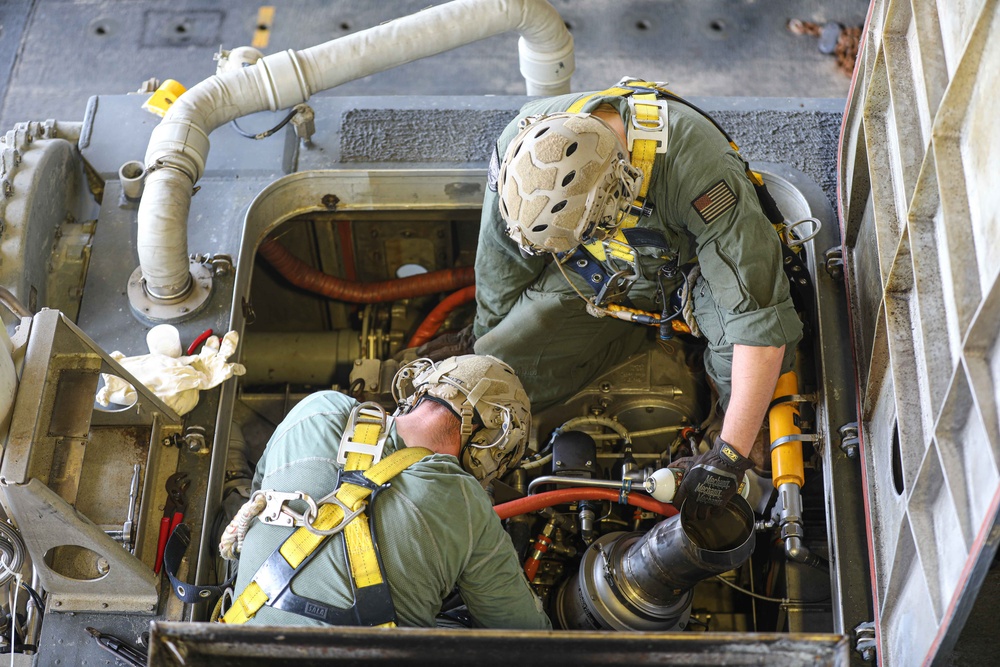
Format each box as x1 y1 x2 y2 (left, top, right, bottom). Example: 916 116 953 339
258 238 475 303
494 488 678 520
407 285 477 348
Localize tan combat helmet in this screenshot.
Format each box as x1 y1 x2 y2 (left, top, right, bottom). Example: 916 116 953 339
392 355 531 487
497 112 643 255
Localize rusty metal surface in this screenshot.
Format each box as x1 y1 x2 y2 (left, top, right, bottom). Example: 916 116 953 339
149 622 851 667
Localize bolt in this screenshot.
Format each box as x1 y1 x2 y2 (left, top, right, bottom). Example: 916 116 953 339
101 602 108 608
585 460 592 467
321 194 339 210
555 461 563 467
96 557 110 575
53 601 61 607
179 307 188 313
162 437 172 447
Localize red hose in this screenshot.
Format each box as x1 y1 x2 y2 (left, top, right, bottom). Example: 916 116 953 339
186 328 214 356
258 238 475 303
407 286 477 348
494 488 678 520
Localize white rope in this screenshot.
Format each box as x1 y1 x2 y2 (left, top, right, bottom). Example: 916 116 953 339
218 493 267 560
680 264 702 338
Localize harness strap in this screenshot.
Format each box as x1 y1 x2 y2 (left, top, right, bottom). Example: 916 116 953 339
569 84 665 265
223 411 430 626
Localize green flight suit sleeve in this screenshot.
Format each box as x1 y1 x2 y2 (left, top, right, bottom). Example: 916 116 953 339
472 93 596 339
473 177 546 338
455 475 552 629
664 106 802 349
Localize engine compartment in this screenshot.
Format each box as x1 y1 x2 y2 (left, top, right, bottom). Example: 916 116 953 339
233 183 830 635
0 90 855 665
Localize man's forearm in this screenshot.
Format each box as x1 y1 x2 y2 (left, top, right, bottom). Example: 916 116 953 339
720 343 785 457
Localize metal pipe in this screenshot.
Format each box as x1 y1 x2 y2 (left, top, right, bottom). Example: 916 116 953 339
778 481 828 571
527 475 629 495
241 331 360 386
135 0 574 305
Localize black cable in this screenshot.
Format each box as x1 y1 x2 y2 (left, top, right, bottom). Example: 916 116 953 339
18 582 43 611
230 108 297 140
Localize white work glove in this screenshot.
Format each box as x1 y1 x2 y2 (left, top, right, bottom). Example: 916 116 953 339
96 328 246 416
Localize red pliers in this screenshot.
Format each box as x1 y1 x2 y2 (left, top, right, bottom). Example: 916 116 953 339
154 472 189 574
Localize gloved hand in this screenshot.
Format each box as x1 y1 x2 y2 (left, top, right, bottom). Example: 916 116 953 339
671 436 752 519
96 329 246 416
414 323 476 361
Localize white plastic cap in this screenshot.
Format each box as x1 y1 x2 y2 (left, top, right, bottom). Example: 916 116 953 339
644 468 680 502
146 324 182 358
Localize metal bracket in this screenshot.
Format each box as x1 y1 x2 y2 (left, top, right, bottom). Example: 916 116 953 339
824 246 844 282
838 422 860 458
1 479 157 613
854 620 876 662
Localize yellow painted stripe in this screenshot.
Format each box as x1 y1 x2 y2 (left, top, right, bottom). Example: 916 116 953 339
252 6 275 48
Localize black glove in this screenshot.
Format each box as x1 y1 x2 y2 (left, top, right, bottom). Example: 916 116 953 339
672 437 752 519
415 323 476 361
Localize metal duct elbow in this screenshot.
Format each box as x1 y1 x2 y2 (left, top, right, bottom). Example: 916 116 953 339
132 0 573 315
555 495 755 631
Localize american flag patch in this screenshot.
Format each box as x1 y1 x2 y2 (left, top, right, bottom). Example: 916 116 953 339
692 180 738 224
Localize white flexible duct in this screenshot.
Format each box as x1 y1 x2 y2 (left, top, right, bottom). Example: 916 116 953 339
137 0 575 300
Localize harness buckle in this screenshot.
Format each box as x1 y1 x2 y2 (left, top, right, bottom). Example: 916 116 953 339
253 489 367 538
255 490 320 528
626 96 669 154
337 402 392 465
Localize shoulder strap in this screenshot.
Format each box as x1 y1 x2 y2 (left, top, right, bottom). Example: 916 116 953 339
223 407 430 626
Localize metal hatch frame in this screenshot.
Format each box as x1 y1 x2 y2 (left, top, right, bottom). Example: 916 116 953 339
838 0 1000 664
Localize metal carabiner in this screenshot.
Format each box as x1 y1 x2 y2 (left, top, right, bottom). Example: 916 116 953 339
254 490 320 529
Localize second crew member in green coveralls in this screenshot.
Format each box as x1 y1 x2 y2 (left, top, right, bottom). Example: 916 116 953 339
226 355 551 628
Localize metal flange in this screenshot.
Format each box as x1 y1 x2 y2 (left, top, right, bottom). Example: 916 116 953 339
127 259 213 323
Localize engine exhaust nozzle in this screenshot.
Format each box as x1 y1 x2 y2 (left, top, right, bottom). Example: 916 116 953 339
555 494 755 631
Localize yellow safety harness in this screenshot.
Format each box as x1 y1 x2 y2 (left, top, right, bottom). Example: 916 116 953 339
557 79 808 333
223 405 430 626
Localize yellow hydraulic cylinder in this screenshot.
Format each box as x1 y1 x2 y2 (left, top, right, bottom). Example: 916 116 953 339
768 371 805 489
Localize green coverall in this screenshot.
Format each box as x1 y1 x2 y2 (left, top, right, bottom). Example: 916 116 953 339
234 390 551 629
473 91 803 412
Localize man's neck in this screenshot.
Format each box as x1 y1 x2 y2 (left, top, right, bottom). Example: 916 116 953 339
394 401 462 457
592 104 629 155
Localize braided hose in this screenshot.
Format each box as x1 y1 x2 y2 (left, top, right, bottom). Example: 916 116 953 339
495 488 677 520
258 238 475 303
0 521 26 586
407 285 477 348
